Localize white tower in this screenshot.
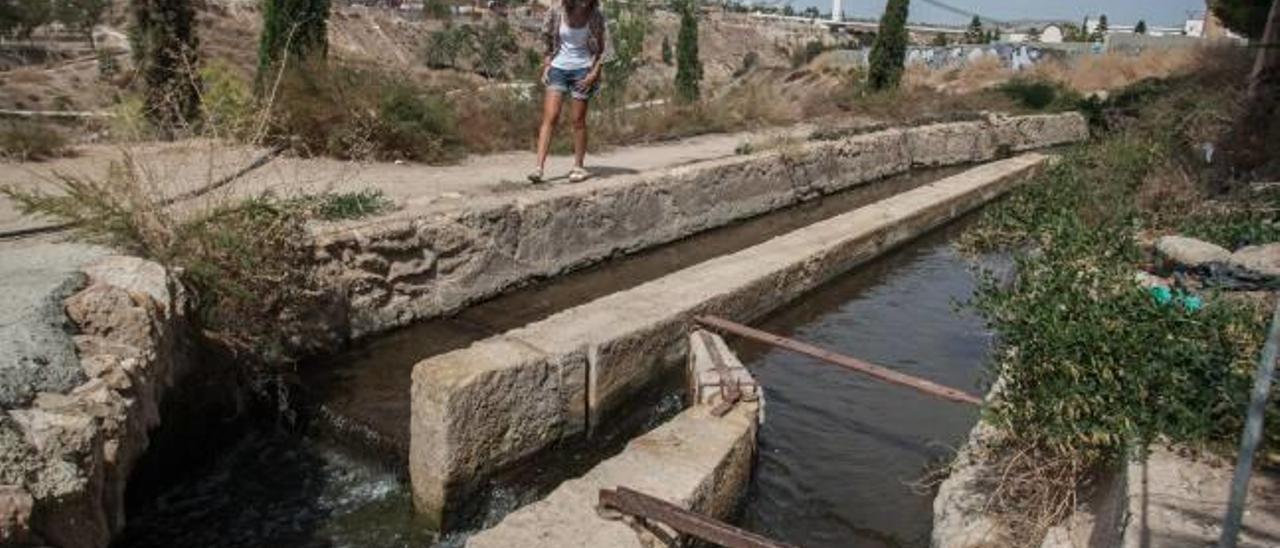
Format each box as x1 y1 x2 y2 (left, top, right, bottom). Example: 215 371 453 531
831 0 842 21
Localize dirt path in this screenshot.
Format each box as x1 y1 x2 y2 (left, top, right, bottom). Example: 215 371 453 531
0 126 811 236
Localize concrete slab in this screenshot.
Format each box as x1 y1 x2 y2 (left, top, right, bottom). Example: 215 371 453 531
411 153 1052 527
0 242 107 408
466 331 761 548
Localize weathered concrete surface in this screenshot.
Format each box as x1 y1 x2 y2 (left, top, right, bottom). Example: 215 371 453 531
931 419 1013 548
1116 446 1280 548
934 434 1280 548
318 113 1087 341
1228 243 1280 279
688 330 761 409
1155 235 1232 269
466 331 759 548
0 243 107 408
412 153 1051 527
0 255 189 548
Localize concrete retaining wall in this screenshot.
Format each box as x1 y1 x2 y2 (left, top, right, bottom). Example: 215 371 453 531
465 331 759 548
1 253 190 548
410 153 1053 528
314 113 1087 342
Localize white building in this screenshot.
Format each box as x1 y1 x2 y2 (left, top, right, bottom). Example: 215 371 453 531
1184 16 1206 37
1040 24 1064 43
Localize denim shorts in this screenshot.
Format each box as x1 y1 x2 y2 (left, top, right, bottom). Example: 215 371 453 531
546 66 599 101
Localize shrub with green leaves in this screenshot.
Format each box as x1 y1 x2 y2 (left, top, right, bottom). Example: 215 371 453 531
603 0 650 105
0 121 69 161
2 161 392 364
473 21 519 78
200 60 256 139
996 77 1082 111
257 0 331 87
963 130 1276 540
424 24 473 69
268 63 463 163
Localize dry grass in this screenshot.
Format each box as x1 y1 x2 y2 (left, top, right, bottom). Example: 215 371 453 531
910 56 1009 95
1031 48 1197 93
906 48 1199 98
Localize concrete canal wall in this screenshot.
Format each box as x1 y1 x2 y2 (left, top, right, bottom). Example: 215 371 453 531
466 330 760 548
313 113 1087 342
1 249 191 548
410 153 1054 528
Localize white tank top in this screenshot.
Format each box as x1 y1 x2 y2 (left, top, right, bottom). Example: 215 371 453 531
551 21 594 70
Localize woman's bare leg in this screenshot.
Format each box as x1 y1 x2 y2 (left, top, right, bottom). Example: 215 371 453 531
535 91 565 172
570 98 589 168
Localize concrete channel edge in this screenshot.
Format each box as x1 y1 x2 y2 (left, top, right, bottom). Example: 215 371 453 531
314 113 1087 343
410 152 1055 528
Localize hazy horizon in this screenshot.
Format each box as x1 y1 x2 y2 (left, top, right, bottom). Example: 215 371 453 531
779 0 1208 28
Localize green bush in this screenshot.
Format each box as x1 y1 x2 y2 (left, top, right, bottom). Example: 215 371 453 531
964 132 1277 538
0 121 69 161
3 161 391 364
790 39 825 69
997 77 1082 111
1178 203 1280 250
423 24 472 69
976 220 1269 460
376 82 462 162
200 60 256 139
267 63 463 163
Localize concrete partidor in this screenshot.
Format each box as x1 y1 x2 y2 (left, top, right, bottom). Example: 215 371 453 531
465 330 761 548
411 153 1052 528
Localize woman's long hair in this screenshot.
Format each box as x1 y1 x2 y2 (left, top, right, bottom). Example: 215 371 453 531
560 0 599 14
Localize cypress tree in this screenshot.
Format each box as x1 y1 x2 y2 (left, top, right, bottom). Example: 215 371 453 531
257 0 331 87
867 0 909 91
1092 14 1108 41
674 0 702 102
965 15 983 44
131 0 200 132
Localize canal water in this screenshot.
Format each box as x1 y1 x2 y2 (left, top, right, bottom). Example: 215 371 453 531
116 169 993 548
737 221 998 548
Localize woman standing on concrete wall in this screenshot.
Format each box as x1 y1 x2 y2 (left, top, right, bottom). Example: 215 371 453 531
529 0 607 184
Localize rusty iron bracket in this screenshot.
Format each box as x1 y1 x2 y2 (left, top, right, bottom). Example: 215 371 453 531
598 486 799 548
699 330 744 417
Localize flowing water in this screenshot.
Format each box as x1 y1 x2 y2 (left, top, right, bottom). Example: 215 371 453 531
116 167 995 548
737 221 1001 548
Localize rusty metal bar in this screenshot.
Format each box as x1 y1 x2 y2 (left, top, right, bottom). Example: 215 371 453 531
598 487 798 548
694 315 983 406
698 330 742 417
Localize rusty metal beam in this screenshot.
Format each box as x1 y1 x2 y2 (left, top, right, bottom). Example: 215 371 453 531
698 330 743 417
694 315 983 407
598 487 798 548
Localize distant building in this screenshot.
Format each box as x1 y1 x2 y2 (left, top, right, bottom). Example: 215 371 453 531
1040 24 1064 43
1185 15 1206 37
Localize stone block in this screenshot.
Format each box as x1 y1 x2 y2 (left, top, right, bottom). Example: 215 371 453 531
409 335 587 530
466 403 759 548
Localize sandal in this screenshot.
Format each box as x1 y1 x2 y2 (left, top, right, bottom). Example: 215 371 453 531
528 168 545 183
568 167 591 183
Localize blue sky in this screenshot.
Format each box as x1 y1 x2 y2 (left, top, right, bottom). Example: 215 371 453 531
784 0 1209 27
